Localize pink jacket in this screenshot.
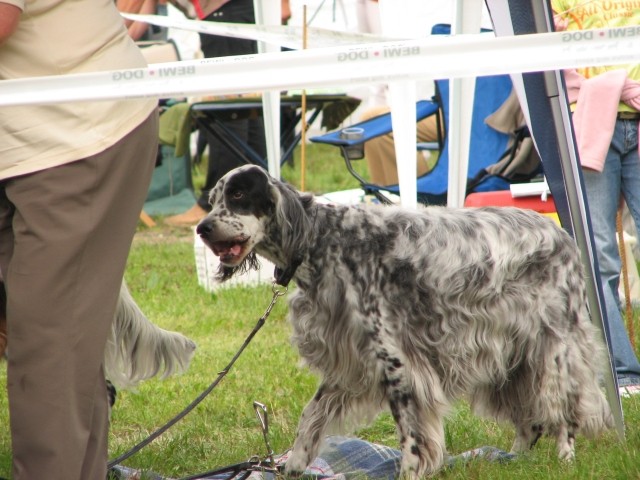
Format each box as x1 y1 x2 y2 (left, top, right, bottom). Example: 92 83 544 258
564 69 640 172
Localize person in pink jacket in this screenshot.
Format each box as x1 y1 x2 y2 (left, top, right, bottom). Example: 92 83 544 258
553 0 640 396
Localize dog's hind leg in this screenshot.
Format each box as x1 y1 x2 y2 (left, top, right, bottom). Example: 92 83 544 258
470 368 545 456
555 422 576 461
285 383 350 477
511 423 544 454
503 377 575 460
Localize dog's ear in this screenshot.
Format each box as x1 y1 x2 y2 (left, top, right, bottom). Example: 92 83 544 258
271 181 315 264
215 251 260 283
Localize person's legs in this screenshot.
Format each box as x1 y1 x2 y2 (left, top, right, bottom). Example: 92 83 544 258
168 112 266 225
583 119 640 383
193 116 266 210
198 0 257 59
165 0 259 225
198 0 258 193
363 108 438 186
361 106 393 184
355 0 385 108
0 287 6 358
617 118 640 381
247 115 267 166
2 113 158 479
0 187 12 363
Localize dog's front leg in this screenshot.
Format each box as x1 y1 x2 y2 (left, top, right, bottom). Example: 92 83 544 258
285 383 342 477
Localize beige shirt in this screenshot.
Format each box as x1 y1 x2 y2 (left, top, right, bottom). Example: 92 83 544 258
0 0 158 180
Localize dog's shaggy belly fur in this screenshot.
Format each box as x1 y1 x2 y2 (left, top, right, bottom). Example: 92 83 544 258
197 165 613 479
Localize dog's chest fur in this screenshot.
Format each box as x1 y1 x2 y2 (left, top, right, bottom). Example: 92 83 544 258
280 205 408 392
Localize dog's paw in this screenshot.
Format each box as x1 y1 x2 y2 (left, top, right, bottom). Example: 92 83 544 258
397 470 422 480
283 454 310 478
282 467 304 479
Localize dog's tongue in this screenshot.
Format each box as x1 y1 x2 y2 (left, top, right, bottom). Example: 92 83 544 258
225 244 242 256
212 241 242 257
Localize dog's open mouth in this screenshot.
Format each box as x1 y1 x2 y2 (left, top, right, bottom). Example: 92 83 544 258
209 235 250 264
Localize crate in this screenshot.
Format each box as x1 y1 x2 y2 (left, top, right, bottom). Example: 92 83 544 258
193 228 276 291
464 190 556 213
464 190 559 225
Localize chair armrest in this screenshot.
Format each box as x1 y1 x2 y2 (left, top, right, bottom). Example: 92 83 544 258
309 99 439 147
417 141 439 151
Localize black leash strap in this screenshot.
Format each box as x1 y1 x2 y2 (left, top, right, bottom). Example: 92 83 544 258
177 459 261 480
107 282 288 469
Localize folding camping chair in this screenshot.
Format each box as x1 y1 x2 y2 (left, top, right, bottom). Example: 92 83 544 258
311 74 528 205
310 25 542 206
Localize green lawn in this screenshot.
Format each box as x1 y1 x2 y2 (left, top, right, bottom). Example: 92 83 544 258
2 143 640 479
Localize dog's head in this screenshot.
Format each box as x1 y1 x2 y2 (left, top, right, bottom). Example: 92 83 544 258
196 165 314 282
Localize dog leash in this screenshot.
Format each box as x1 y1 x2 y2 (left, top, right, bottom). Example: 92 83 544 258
107 280 288 470
178 401 282 480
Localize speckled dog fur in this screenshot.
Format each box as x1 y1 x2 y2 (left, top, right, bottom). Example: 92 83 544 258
197 165 613 479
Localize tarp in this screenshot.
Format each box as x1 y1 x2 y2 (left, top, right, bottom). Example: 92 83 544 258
144 144 196 216
110 435 515 480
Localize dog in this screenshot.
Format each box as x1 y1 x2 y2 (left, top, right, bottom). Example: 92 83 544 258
0 279 196 402
104 280 196 390
196 165 613 479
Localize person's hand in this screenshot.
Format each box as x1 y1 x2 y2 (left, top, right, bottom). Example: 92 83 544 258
116 0 150 28
0 2 21 44
553 12 568 31
282 0 291 24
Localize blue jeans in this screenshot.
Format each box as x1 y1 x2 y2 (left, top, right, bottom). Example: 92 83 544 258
582 118 640 381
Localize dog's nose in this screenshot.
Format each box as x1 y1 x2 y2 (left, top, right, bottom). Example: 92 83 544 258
196 220 213 236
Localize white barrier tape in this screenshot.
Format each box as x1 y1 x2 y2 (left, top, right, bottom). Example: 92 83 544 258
1 27 640 107
121 13 390 50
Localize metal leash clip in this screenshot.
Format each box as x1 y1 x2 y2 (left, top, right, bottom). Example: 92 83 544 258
253 401 278 473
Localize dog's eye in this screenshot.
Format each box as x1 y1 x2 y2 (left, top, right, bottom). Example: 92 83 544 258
231 190 244 200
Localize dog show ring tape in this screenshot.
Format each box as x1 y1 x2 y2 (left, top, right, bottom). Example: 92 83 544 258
1 22 640 107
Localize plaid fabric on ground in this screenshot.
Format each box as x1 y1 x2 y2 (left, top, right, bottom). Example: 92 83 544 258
109 435 516 480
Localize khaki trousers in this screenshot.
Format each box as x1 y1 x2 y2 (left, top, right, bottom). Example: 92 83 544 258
361 105 442 186
0 112 158 480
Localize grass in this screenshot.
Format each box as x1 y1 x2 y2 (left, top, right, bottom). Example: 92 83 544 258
2 143 640 479
281 142 370 194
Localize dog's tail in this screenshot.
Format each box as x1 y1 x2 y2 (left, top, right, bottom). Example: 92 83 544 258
574 325 615 437
104 282 197 389
579 383 614 437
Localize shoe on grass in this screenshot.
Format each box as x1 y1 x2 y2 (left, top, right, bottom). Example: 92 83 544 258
618 374 640 397
620 384 640 397
164 204 208 226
